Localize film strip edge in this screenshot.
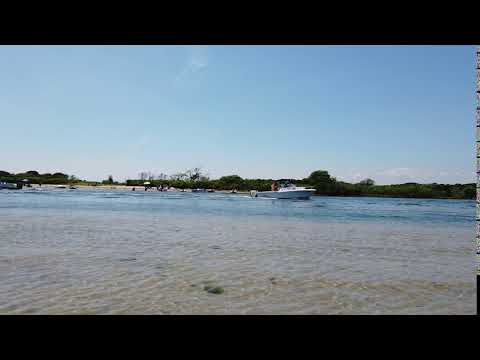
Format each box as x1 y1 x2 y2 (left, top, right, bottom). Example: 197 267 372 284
476 46 479 275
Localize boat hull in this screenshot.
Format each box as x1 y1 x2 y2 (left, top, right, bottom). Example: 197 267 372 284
0 183 21 190
252 189 315 199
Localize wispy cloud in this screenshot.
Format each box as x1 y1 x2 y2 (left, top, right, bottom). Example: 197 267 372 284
175 45 209 84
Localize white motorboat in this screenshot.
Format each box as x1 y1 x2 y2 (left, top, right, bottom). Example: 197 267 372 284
0 182 21 190
250 183 315 199
55 185 67 189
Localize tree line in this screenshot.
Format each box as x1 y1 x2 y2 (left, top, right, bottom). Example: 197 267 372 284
1 169 475 199
125 169 476 200
0 170 78 185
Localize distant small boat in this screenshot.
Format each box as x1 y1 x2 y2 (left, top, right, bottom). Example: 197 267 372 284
192 188 206 193
69 185 77 190
0 182 21 190
207 189 215 193
55 185 67 189
230 189 237 194
250 183 315 200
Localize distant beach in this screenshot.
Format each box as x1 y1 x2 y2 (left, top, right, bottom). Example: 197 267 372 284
25 183 249 193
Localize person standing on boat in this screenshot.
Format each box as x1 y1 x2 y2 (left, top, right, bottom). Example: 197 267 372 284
271 180 279 192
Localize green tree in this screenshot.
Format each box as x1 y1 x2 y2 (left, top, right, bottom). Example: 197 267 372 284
307 170 332 184
186 167 203 181
359 178 375 186
306 170 335 194
217 175 244 190
463 186 476 199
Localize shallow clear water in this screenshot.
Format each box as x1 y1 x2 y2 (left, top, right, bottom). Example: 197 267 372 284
0 188 476 314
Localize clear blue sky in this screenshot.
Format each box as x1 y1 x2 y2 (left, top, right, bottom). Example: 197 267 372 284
0 45 475 184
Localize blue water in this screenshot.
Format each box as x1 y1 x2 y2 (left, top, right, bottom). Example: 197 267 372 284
0 187 476 314
0 188 474 225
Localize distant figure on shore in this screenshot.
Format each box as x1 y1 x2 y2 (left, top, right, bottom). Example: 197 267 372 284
271 181 279 192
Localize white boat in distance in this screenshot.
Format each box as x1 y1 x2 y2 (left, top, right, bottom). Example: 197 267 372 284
250 183 316 200
0 182 21 190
